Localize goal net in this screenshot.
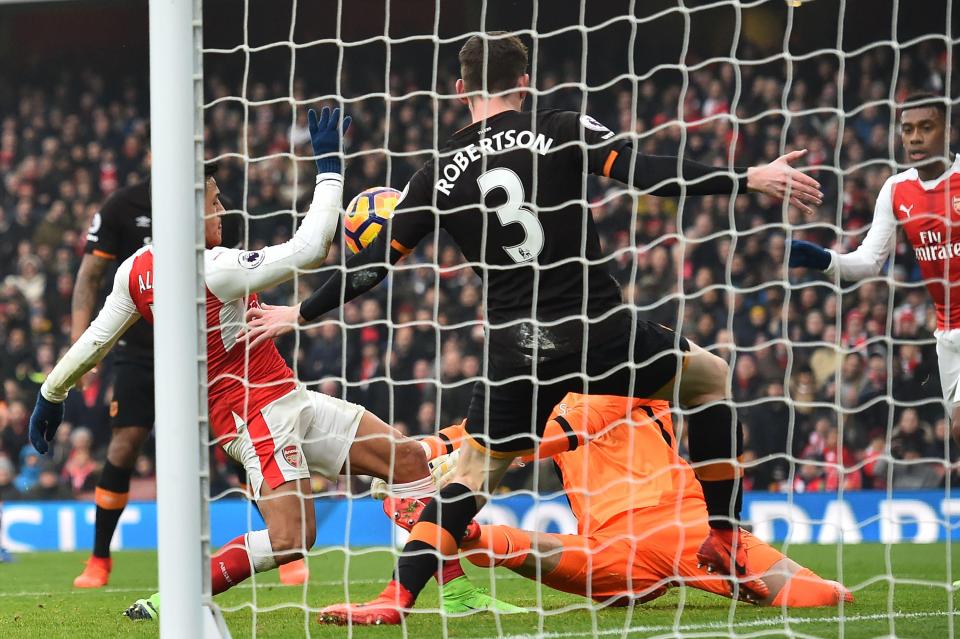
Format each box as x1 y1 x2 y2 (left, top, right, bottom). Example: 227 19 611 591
195 0 957 635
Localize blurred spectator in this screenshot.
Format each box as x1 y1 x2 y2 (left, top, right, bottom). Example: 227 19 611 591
61 427 99 493
15 446 41 493
23 463 74 501
0 457 20 501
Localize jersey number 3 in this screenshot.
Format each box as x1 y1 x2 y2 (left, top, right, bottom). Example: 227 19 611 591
477 167 544 264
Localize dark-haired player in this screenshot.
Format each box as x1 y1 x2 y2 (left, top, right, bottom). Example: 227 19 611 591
790 94 960 436
243 33 823 624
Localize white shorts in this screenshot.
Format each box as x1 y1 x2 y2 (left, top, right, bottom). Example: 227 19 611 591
222 385 364 499
935 329 960 406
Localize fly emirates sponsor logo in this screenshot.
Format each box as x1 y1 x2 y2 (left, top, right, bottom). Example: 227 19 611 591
914 229 960 262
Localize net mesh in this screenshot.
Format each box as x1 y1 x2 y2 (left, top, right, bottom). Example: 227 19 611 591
198 0 958 636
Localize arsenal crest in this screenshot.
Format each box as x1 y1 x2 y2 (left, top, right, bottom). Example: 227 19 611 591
953 195 960 215
282 445 302 468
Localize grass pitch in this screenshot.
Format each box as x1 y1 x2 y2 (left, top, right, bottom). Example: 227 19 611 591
0 544 956 638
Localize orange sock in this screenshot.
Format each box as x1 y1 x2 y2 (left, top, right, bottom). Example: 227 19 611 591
773 568 844 607
462 525 532 570
420 423 467 460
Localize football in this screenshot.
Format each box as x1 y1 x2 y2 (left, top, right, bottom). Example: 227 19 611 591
342 186 402 253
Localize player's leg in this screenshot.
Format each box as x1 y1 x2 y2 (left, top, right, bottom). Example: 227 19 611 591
675 524 850 607
634 329 761 595
650 342 745 528
76 360 154 588
933 332 960 444
463 524 565 576
125 421 316 621
341 409 434 494
294 389 434 495
234 462 308 585
125 476 316 621
317 377 541 625
383 498 526 614
463 526 666 606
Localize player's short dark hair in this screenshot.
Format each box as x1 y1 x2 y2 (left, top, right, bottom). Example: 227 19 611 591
204 161 219 179
458 31 528 94
900 93 948 120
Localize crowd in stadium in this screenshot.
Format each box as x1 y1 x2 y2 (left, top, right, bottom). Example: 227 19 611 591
1 38 957 502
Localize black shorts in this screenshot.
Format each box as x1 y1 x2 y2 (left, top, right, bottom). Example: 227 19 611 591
466 315 689 455
109 359 155 429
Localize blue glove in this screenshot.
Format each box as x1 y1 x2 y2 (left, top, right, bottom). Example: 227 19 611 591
29 394 64 455
789 239 831 270
309 106 351 175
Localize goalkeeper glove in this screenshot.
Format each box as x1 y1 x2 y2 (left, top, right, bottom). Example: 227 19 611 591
308 106 351 175
789 239 831 270
29 394 64 455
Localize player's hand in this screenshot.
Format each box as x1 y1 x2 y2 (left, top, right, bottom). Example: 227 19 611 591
237 302 303 349
29 394 64 455
308 106 352 174
789 239 831 270
746 149 823 216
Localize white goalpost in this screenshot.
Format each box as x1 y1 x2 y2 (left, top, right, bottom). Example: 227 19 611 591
149 0 226 636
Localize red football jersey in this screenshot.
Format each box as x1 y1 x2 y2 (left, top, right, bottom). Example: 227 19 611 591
124 246 296 444
891 161 960 329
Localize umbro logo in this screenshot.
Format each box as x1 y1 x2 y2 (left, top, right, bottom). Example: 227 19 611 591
899 204 914 218
135 215 151 228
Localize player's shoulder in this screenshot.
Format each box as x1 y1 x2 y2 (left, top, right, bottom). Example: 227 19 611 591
100 180 151 217
535 108 608 133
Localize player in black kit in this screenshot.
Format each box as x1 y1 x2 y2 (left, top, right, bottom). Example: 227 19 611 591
70 179 154 588
243 32 823 623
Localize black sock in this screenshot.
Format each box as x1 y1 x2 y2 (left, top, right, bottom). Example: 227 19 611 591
93 461 132 559
687 403 743 528
395 483 477 598
699 479 743 530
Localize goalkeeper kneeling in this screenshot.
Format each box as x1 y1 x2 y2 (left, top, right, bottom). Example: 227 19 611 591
383 393 852 609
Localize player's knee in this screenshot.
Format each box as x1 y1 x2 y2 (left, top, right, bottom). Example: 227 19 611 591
267 518 316 554
682 352 729 406
106 428 147 468
391 440 429 484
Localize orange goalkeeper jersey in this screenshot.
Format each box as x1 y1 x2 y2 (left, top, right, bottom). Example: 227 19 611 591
545 393 703 536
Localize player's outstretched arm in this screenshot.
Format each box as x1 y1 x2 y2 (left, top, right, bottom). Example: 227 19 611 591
240 174 435 348
30 260 141 454
205 107 351 301
606 147 823 215
238 227 399 348
788 178 897 279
